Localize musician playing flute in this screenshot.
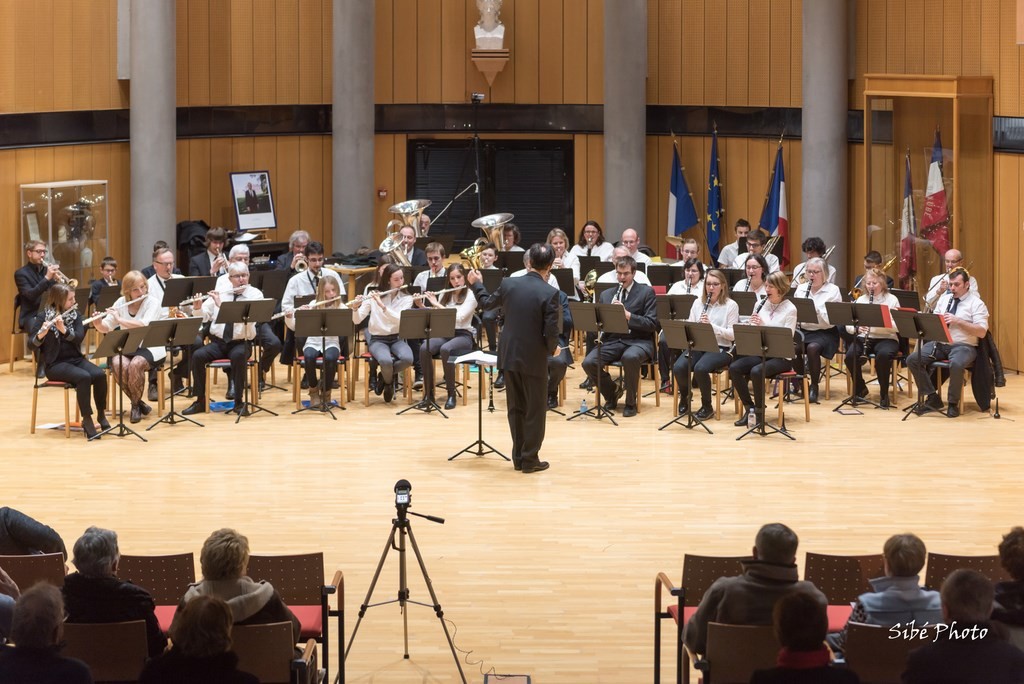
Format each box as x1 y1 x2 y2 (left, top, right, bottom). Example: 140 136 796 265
728 271 797 426
93 271 162 423
352 264 414 404
286 276 344 408
417 264 477 410
30 284 108 439
671 269 738 420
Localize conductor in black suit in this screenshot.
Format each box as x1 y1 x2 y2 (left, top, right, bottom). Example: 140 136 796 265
581 255 658 417
468 243 561 474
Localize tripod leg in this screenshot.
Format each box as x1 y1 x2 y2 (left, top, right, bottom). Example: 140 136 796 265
405 524 468 684
346 523 400 659
398 524 410 658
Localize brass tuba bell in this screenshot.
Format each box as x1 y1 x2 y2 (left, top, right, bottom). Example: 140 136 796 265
379 232 412 267
386 199 432 238
471 212 514 250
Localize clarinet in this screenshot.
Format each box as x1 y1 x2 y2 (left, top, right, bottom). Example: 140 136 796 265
945 293 956 314
857 292 874 349
744 278 752 292
614 284 625 303
753 296 769 318
801 283 812 298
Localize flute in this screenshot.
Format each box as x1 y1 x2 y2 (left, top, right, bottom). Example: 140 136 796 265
411 285 468 301
82 294 149 326
37 304 79 337
179 285 246 307
348 285 410 307
271 295 345 320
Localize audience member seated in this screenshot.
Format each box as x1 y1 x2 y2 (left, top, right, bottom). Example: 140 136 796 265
175 528 301 642
62 526 167 658
827 533 942 654
683 522 825 655
902 569 1024 684
994 526 1024 651
0 506 67 558
140 595 258 684
0 567 18 642
751 589 860 684
0 583 93 683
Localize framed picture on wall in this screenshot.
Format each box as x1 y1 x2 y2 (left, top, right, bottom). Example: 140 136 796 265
24 211 40 242
229 171 277 231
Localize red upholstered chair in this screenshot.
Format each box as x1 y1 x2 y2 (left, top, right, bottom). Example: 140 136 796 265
803 552 885 631
246 553 343 684
654 554 745 684
0 552 66 589
924 551 1009 590
118 552 196 634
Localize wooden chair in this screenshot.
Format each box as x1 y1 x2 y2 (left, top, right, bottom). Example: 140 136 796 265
803 552 885 631
30 376 78 438
354 351 413 406
118 552 196 633
204 357 259 411
62 619 149 683
9 300 23 372
233 621 319 684
292 353 348 410
654 554 745 684
924 552 1009 590
699 622 779 684
844 621 929 684
0 552 66 589
246 553 343 684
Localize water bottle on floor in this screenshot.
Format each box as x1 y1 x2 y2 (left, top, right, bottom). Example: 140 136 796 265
580 397 587 418
747 407 756 429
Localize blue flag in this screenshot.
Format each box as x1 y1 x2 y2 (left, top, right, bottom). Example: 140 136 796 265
667 146 699 242
706 131 723 263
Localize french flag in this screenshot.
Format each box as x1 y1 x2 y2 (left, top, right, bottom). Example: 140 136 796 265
666 145 699 256
899 152 917 284
921 128 950 256
759 144 789 268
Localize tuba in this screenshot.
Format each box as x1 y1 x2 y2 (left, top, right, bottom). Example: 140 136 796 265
461 212 514 269
386 199 432 238
378 232 412 267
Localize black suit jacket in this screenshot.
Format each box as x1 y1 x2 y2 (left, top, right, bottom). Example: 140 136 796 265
598 282 658 356
14 264 54 330
89 278 119 306
409 248 428 267
472 273 560 379
189 251 213 277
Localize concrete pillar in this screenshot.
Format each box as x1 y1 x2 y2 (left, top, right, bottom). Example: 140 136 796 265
802 0 848 282
333 0 375 253
129 0 176 269
603 0 647 243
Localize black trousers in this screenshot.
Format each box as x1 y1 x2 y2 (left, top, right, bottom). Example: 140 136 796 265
303 346 340 389
47 357 107 417
504 370 547 470
191 338 251 402
845 337 898 396
547 348 572 396
673 349 732 407
729 355 792 409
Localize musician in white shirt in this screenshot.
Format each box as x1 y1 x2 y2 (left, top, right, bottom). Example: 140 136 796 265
923 249 979 310
844 268 900 408
218 243 283 390
145 247 193 396
733 253 770 304
569 220 615 262
731 230 780 273
417 264 477 410
352 263 415 403
717 218 752 269
667 259 704 297
286 276 345 408
790 257 842 403
620 228 652 266
548 228 580 282
907 267 988 417
596 247 652 286
412 243 448 291
182 262 265 416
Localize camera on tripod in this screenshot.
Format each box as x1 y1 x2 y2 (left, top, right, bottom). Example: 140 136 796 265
394 479 411 507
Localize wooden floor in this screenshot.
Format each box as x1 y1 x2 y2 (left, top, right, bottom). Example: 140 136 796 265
5 358 1021 683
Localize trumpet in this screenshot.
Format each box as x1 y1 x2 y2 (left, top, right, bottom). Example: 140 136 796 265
179 286 246 307
292 254 309 273
37 304 80 337
43 256 78 288
411 285 467 302
271 295 345 320
82 294 149 326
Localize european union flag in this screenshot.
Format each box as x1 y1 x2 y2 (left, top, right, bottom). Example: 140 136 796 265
706 130 723 263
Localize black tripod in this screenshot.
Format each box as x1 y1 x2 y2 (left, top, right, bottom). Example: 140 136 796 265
144 318 205 431
449 352 509 461
566 300 629 425
93 327 150 442
346 481 467 684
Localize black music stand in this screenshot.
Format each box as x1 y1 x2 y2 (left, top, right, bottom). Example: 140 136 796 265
253 268 291 393
566 301 629 425
216 299 278 422
732 324 796 441
891 288 922 310
292 308 353 419
92 327 151 442
424 276 447 293
144 317 205 430
658 320 717 434
96 284 121 311
448 351 508 461
732 291 763 318
481 269 505 293
893 310 952 420
551 268 576 300
397 308 457 418
655 294 698 321
826 301 891 412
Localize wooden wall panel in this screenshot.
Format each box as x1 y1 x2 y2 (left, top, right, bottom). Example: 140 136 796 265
417 0 443 104
998 0 1020 115
231 0 255 105
562 0 588 104
538 0 565 104
188 138 213 225
392 0 418 103
943 0 963 75
961 0 982 76
208 138 234 227
866 0 887 76
209 0 232 106
585 0 603 104
53 0 74 112
789 0 801 104
275 0 299 105
514 0 540 104
0 2 14 113
923 0 944 74
748 1 770 107
490 0 516 103
373 134 396 249
768 0 790 108
298 0 324 104
703 1 728 105
886 0 905 74
321 136 333 254
573 134 589 232
680 0 704 105
993 153 1020 370
441 0 468 103
657 0 682 105
176 0 190 105
274 138 301 232
586 135 605 231
725 0 749 106
321 0 332 103
252 0 277 104
176 140 191 222
646 0 660 103
187 0 211 106
298 136 325 244
903 0 925 73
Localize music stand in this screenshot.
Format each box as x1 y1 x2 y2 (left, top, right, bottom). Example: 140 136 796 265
732 324 796 441
496 251 522 271
551 268 576 300
732 291 763 317
144 317 205 430
292 308 353 419
216 299 278 422
658 320 717 434
566 301 629 425
720 268 746 287
655 294 697 322
96 284 121 311
481 269 505 293
826 301 892 412
425 276 447 293
448 351 508 461
397 308 457 418
890 288 922 310
893 310 953 420
92 326 151 442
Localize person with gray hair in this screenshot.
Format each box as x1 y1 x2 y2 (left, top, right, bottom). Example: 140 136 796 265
62 526 166 657
0 583 93 682
683 523 825 655
276 230 311 271
903 569 1024 684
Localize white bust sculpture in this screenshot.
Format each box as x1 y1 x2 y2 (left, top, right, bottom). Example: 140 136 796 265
474 0 504 50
